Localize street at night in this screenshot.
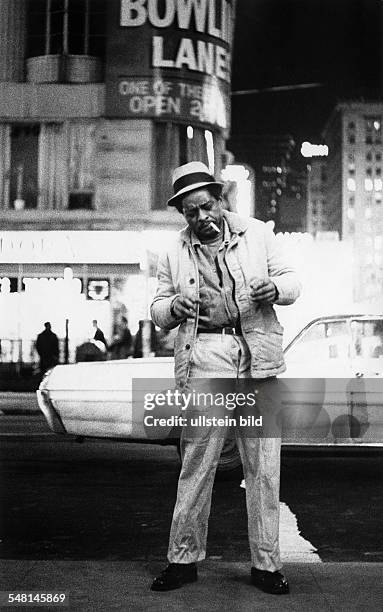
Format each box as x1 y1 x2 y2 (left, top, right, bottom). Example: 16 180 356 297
1 397 383 609
1 410 383 564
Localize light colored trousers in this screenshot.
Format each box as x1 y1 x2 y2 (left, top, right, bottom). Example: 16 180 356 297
167 333 282 572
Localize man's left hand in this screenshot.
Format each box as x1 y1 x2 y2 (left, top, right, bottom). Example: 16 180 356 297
248 278 278 304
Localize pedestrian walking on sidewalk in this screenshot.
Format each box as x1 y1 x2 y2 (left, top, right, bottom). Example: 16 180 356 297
35 322 59 375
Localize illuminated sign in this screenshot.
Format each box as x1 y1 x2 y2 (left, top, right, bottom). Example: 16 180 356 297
87 279 110 301
301 142 329 157
105 0 235 131
0 231 145 265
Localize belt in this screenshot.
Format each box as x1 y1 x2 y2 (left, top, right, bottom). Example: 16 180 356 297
197 325 242 336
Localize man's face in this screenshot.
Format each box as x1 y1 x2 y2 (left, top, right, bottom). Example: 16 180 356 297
181 188 223 240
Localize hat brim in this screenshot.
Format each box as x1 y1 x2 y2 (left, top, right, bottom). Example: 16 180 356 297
167 181 224 207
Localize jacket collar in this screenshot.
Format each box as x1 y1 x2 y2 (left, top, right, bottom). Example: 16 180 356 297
179 209 249 245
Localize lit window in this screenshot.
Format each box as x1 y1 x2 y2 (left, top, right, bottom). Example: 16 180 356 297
374 178 383 191
187 126 194 139
374 120 381 131
365 178 373 191
365 207 372 219
347 178 356 191
347 208 355 219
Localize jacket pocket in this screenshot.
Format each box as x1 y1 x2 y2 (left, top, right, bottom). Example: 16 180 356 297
250 328 284 370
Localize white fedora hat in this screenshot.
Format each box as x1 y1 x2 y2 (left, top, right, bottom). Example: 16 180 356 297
167 161 223 207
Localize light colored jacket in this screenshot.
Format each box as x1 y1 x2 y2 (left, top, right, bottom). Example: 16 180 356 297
151 210 301 387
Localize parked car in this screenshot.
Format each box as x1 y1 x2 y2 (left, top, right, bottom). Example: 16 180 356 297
37 314 383 475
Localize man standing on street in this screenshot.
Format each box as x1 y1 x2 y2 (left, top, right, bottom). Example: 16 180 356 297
35 322 59 375
150 162 301 595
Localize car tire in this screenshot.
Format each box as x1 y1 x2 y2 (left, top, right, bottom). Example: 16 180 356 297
175 436 243 481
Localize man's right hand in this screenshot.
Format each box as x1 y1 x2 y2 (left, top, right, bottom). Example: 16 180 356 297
171 295 200 319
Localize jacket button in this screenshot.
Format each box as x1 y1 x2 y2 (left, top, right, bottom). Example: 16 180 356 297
185 344 191 350
189 278 195 284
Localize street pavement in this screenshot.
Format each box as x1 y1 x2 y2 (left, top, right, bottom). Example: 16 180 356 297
1 393 383 610
1 560 382 611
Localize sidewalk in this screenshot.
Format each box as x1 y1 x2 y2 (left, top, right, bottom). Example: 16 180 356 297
0 560 382 611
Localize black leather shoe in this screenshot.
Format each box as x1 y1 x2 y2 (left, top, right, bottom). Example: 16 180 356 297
151 563 198 591
251 567 289 595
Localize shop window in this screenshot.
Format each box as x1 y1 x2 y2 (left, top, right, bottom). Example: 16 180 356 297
9 124 40 209
27 0 106 58
68 192 93 209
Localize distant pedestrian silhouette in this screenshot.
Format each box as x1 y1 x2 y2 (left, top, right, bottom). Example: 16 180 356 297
35 322 59 374
92 319 108 349
110 316 132 359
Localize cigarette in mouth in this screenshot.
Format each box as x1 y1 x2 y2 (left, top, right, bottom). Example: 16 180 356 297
209 221 220 233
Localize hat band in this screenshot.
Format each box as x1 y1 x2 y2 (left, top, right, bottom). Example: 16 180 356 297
173 171 215 195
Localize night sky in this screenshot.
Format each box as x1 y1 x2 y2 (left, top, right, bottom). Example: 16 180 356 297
230 0 383 147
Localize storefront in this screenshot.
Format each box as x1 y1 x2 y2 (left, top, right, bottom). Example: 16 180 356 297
0 230 174 364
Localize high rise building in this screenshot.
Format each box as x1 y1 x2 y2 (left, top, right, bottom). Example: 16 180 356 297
322 101 383 302
229 132 308 232
306 158 328 235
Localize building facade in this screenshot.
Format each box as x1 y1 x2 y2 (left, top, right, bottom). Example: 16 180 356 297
306 158 328 235
323 101 383 303
0 0 236 362
228 132 307 232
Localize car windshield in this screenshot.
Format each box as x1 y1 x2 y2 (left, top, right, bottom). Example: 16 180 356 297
286 319 350 362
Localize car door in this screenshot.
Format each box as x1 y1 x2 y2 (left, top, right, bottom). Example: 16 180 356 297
281 318 354 445
348 318 383 444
